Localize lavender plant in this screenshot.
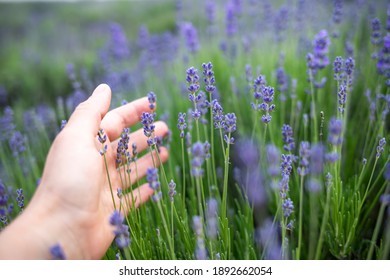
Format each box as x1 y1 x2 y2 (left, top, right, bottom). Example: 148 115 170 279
0 0 389 261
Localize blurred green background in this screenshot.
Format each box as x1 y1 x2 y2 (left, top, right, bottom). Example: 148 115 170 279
0 0 177 108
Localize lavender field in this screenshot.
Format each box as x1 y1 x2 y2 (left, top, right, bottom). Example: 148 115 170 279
0 0 389 260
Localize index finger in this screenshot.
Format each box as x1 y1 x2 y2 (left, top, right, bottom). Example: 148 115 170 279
101 97 153 141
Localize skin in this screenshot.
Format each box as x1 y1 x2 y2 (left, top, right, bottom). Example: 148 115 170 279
0 84 168 259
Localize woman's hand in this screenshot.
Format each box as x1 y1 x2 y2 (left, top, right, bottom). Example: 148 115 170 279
0 84 168 259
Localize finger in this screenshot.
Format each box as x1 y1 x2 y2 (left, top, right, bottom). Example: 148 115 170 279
117 147 168 188
121 183 154 211
101 97 153 141
66 84 111 137
109 121 169 154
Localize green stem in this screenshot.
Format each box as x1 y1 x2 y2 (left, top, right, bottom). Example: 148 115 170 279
181 139 186 208
296 173 305 259
103 154 117 211
315 179 332 259
367 184 389 260
308 69 318 142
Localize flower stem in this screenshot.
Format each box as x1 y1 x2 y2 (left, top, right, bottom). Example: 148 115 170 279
296 173 305 259
103 154 117 211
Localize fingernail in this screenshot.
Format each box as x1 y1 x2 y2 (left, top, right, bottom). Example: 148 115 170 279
93 84 110 96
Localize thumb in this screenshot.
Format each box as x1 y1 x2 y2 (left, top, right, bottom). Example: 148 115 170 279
66 84 112 136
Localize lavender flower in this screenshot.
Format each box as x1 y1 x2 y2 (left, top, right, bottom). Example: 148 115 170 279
297 141 311 176
0 107 16 142
223 113 237 144
332 0 343 24
376 137 386 158
109 211 131 249
338 84 347 113
177 112 187 138
325 151 339 163
137 25 149 49
333 56 344 81
225 1 238 37
280 154 293 196
116 128 130 165
310 144 325 175
50 244 66 260
141 112 156 146
132 142 138 161
312 30 331 70
245 64 253 85
384 162 390 181
0 181 8 208
60 120 67 130
117 188 123 199
281 124 295 152
185 131 192 150
202 62 216 94
9 131 26 157
168 180 176 202
146 167 160 190
191 142 206 177
282 198 294 217
205 0 216 24
256 219 282 260
212 99 224 129
371 18 382 46
267 145 280 177
193 216 207 260
206 198 218 239
345 57 355 82
252 75 266 101
258 86 276 123
307 30 330 88
97 129 107 144
377 34 390 83
181 22 200 53
16 188 24 210
107 22 130 60
276 66 288 95
328 118 343 146
147 92 156 110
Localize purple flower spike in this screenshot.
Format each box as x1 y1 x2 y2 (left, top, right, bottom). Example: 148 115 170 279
281 124 295 152
177 112 187 138
147 92 156 110
328 118 343 146
282 198 294 217
191 142 206 177
376 138 386 158
168 179 176 202
297 141 311 176
146 167 160 191
109 211 130 249
181 22 200 53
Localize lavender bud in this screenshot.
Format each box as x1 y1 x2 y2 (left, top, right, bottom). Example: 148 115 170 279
168 180 176 202
50 244 66 260
376 137 386 158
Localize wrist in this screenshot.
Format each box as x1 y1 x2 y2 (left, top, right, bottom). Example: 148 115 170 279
0 192 87 259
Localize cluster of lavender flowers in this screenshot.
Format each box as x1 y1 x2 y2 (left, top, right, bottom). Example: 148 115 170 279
147 167 162 201
325 118 343 163
307 30 331 88
0 181 12 226
141 112 157 146
333 56 355 114
109 211 131 249
251 75 276 124
193 216 207 259
191 142 208 177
